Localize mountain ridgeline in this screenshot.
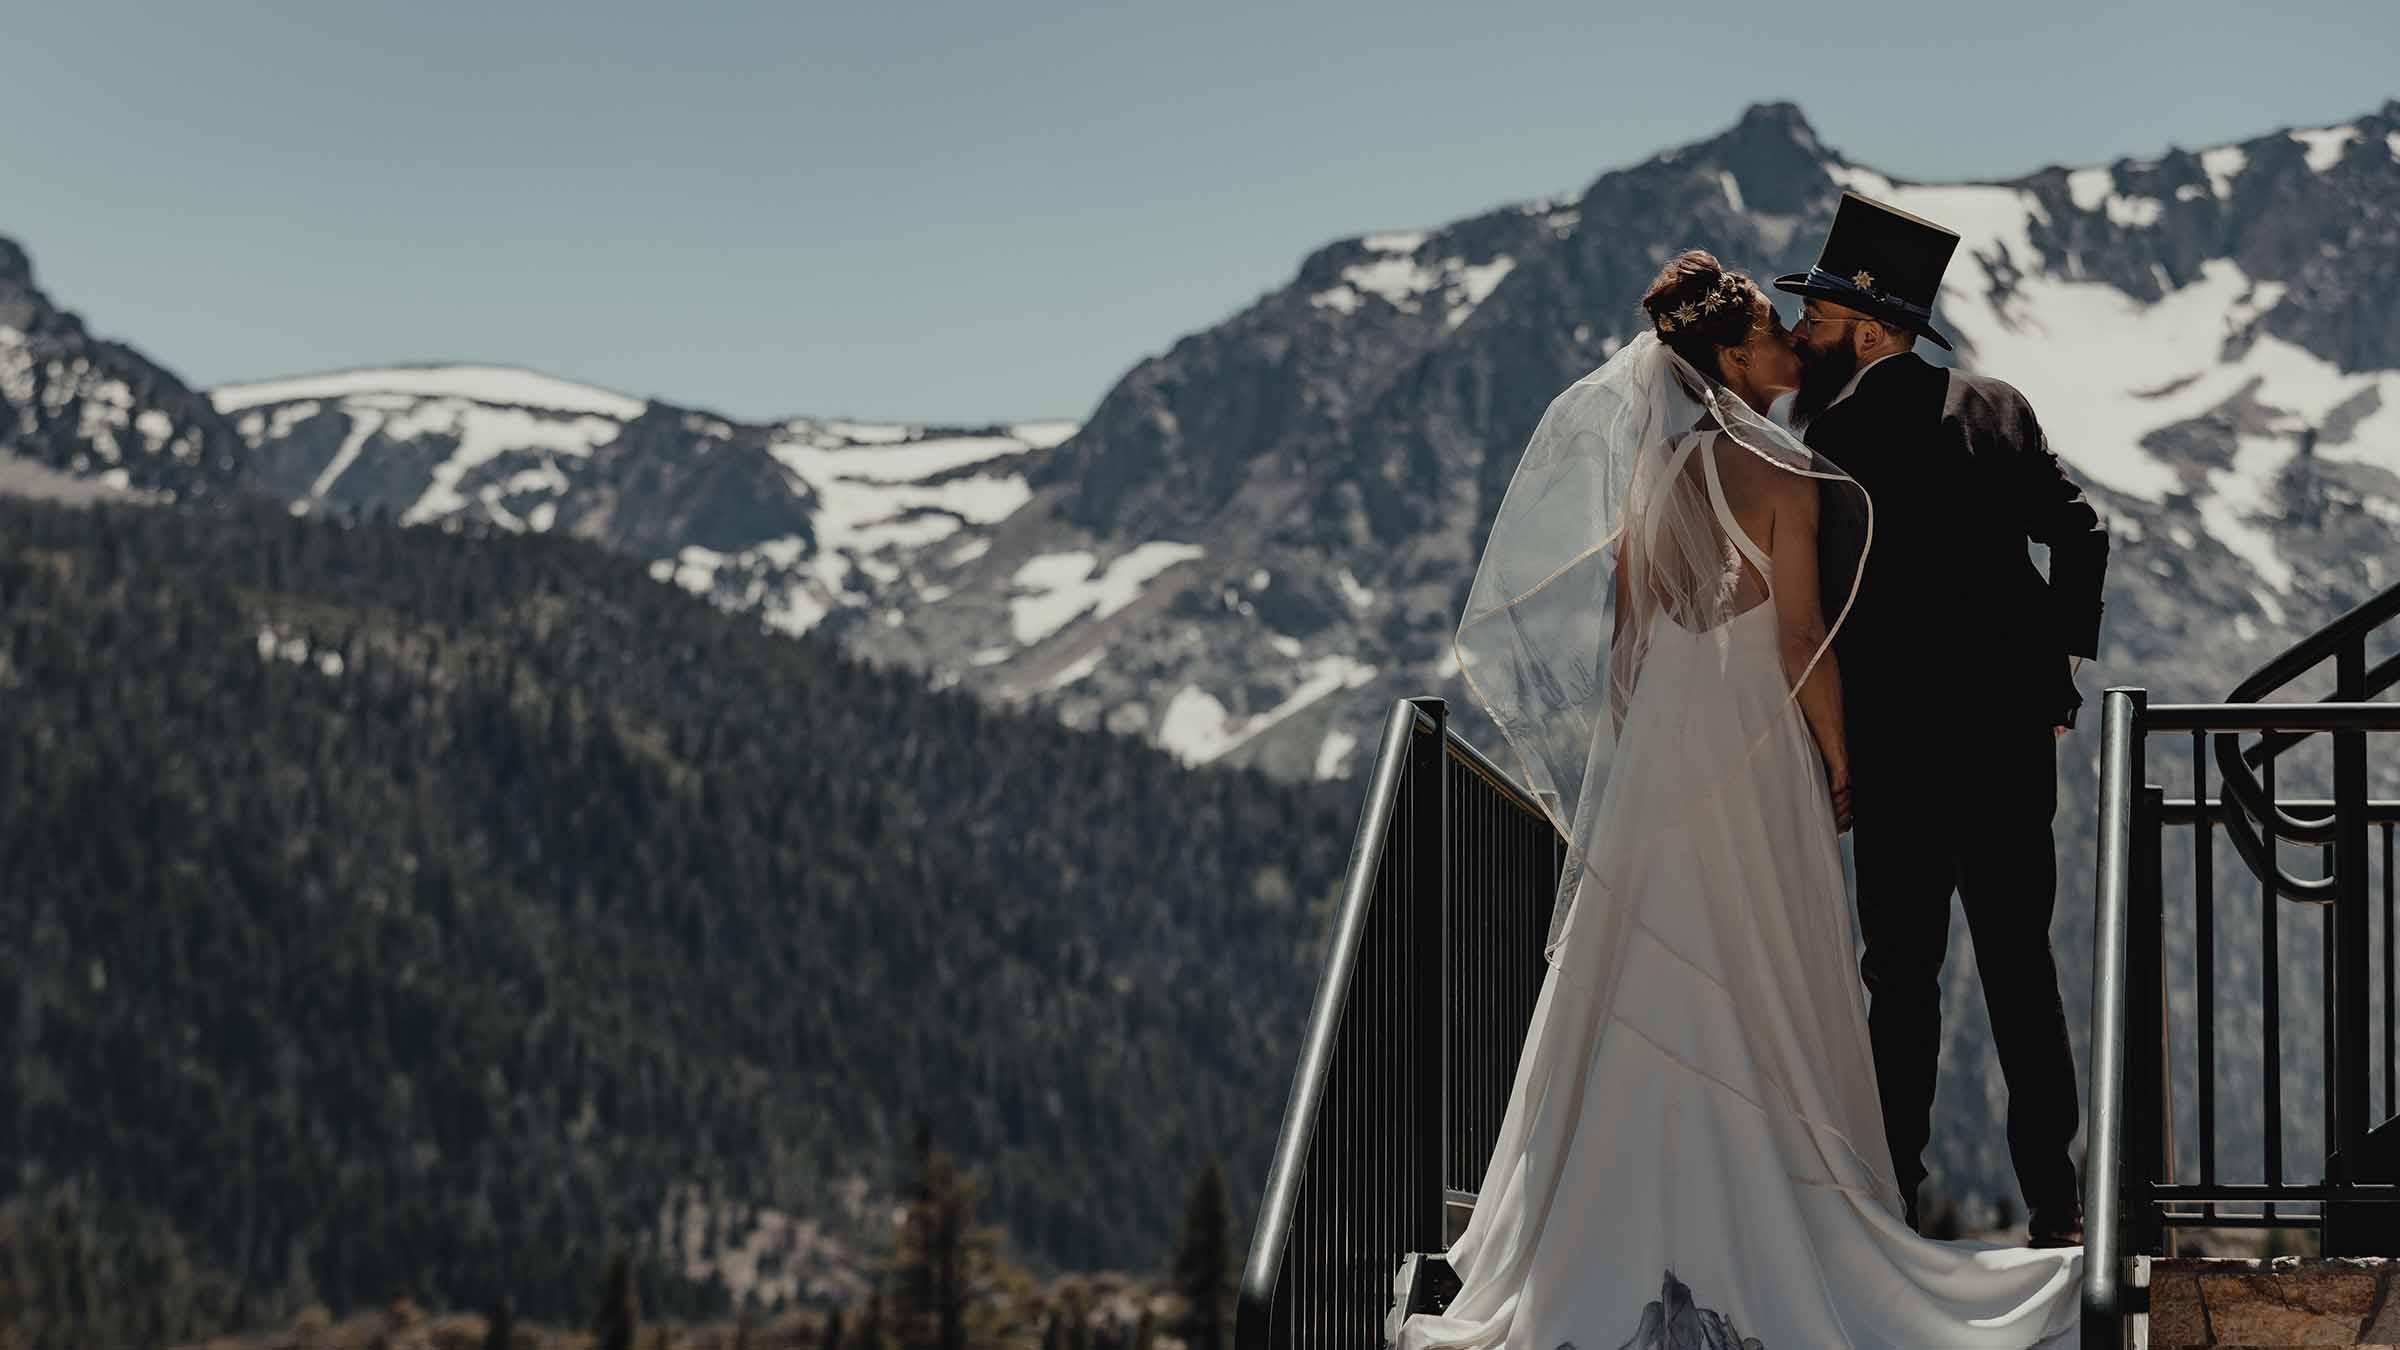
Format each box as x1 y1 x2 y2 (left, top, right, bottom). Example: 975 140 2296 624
0 493 1351 1325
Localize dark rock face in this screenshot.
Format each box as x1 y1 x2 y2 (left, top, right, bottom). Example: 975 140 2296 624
0 246 248 502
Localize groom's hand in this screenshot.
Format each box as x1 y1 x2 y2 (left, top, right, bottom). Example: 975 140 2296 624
1828 764 1854 834
2057 655 2086 739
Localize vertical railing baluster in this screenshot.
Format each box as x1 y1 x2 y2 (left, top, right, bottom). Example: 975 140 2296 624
2385 819 2395 1123
2264 752 2281 1223
2130 783 2167 1255
2195 731 2216 1223
2327 842 2340 1201
1382 787 1401 1335
1414 704 1445 1258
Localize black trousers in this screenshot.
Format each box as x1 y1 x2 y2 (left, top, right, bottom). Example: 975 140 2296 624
1851 724 2082 1219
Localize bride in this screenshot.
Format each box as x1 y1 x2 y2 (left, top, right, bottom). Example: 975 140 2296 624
1392 253 2082 1348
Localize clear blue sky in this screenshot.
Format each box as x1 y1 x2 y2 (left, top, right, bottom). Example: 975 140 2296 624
3 1 2392 425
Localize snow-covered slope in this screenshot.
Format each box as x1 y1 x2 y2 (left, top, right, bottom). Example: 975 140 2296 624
209 364 1078 638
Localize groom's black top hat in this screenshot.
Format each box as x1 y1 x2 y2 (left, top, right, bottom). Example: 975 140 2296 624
1773 192 1960 351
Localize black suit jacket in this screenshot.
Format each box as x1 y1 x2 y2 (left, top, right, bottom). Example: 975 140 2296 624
1805 352 2109 743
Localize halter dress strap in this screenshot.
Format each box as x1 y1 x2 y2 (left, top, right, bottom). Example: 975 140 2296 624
1698 430 1773 579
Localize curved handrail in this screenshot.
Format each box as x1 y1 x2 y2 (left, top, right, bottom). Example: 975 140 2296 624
2212 581 2400 903
2240 650 2400 770
1236 697 1434 1348
2213 743 2339 904
2226 586 2400 704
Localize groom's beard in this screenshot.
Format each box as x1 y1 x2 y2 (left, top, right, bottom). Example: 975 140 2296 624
1790 341 1858 427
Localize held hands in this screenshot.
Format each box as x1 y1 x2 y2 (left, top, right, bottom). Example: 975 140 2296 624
1827 761 1854 834
2055 655 2086 741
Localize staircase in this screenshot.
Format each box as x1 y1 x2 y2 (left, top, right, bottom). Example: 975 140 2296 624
1236 583 2400 1350
2085 579 2400 1347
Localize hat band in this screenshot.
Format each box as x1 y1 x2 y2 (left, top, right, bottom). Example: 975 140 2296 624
1804 267 1933 324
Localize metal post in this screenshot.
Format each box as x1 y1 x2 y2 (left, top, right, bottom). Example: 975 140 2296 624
2337 642 2372 1166
2326 642 2376 1250
2084 688 2144 1348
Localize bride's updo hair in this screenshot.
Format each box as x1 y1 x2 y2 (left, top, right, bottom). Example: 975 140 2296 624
1639 250 1768 378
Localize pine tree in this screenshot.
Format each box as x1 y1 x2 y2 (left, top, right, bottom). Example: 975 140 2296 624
886 1126 1010 1350
482 1295 514 1350
1170 1156 1232 1350
594 1249 639 1350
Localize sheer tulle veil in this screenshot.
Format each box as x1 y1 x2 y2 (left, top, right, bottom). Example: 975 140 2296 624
1452 331 1872 965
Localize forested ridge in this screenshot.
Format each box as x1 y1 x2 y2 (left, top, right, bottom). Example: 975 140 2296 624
0 495 1354 1331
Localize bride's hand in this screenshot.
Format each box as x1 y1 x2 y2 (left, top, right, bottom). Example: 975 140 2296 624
1827 763 1854 834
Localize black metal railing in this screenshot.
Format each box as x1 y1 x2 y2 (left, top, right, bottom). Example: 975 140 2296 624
2084 583 2400 1347
1236 697 1563 1350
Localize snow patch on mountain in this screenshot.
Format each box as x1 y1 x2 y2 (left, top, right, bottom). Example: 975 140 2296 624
1310 287 1364 316
773 424 1035 483
1314 248 1517 325
2292 124 2359 173
1335 567 1375 613
2200 145 2248 197
213 365 645 420
1314 728 1359 781
1039 648 1105 692
1447 258 1516 328
764 427 1038 617
398 403 622 524
2066 167 2115 212
1157 685 1235 764
1007 542 1205 647
1154 655 1378 767
1010 419 1080 449
1338 255 1444 308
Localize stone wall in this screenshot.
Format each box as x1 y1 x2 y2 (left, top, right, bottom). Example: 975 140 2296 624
2146 1257 2400 1346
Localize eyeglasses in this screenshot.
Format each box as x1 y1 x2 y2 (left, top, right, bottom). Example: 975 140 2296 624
1792 313 1870 333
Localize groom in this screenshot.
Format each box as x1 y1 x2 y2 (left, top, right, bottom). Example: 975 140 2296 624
1776 193 2110 1247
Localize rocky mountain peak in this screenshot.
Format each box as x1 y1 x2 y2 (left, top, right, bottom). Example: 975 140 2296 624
1691 100 1832 217
0 233 245 501
0 236 31 291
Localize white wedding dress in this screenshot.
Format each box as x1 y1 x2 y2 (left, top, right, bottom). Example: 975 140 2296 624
1399 433 2082 1349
